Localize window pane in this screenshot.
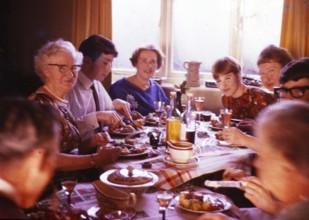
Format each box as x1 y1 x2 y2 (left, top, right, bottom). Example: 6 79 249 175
173 0 232 72
112 0 161 69
242 0 284 75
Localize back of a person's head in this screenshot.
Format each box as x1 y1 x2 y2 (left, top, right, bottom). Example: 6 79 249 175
79 34 118 61
211 56 241 80
279 57 309 84
279 200 309 220
256 101 309 177
257 44 293 67
0 97 60 163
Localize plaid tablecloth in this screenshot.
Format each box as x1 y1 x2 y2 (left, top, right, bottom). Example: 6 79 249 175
103 135 255 190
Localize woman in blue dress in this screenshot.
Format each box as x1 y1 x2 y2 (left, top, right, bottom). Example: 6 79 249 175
109 45 168 116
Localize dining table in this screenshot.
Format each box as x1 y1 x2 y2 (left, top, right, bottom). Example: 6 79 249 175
36 115 257 220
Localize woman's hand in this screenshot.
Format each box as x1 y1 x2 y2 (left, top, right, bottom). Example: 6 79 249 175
94 145 122 166
222 127 246 145
112 99 131 119
243 176 282 215
79 132 112 154
221 127 258 150
223 168 246 181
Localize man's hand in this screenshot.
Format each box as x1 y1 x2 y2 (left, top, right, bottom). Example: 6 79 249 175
113 99 131 119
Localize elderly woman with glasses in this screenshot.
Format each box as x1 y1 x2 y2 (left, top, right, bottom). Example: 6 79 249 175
109 44 169 116
29 39 121 192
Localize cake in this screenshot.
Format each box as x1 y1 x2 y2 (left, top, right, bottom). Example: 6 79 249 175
107 166 153 185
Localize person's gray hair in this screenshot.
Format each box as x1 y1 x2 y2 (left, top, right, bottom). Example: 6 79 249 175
34 39 83 81
0 97 60 163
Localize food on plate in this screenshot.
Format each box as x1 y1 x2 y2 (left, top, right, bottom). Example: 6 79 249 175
113 140 149 156
145 113 159 124
215 132 224 141
210 119 223 129
107 165 154 185
111 125 135 134
178 191 226 212
131 110 144 120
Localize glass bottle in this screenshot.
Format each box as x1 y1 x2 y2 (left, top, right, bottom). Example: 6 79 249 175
176 90 183 113
180 93 196 143
166 91 181 142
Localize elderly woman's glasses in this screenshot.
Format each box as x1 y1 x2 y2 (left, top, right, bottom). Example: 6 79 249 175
274 86 309 99
48 64 81 73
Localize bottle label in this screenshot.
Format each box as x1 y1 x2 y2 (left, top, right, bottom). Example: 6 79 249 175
180 123 187 141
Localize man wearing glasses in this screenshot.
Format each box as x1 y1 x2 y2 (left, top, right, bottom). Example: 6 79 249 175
274 57 309 102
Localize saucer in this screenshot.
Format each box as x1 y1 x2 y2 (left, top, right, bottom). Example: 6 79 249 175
163 156 199 169
87 206 136 220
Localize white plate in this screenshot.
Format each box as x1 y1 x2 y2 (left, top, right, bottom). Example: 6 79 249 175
174 192 232 213
218 140 246 148
119 148 151 158
100 169 159 188
163 156 199 169
87 206 136 219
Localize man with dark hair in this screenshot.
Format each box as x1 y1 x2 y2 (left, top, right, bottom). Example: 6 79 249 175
274 57 309 102
67 35 131 141
0 97 60 219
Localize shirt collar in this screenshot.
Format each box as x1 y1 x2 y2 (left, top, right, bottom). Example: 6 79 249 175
78 71 93 90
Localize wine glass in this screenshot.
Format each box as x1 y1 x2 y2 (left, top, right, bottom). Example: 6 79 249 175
194 97 205 121
220 108 233 128
156 190 174 220
154 101 165 126
61 178 77 206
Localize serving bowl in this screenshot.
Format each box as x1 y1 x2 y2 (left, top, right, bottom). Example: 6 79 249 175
100 167 159 196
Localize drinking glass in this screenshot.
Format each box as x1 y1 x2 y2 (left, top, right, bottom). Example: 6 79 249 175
220 109 233 128
154 101 165 126
156 190 174 220
61 178 77 206
194 97 205 121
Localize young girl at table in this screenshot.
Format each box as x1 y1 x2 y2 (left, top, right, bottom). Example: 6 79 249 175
198 101 309 220
211 56 274 119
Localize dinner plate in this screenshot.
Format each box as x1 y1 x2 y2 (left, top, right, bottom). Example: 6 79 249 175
163 156 199 169
230 118 242 123
100 169 159 188
87 206 136 219
218 140 246 148
209 125 223 131
119 148 151 158
174 192 232 214
109 129 139 136
144 120 159 126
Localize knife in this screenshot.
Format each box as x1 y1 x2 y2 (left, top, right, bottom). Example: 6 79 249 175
204 180 247 188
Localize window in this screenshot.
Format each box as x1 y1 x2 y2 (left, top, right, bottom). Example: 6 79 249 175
112 0 284 83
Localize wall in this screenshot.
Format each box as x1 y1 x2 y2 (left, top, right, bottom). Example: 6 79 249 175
0 0 73 97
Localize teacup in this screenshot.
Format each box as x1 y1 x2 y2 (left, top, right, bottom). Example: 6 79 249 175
167 141 201 163
92 180 137 210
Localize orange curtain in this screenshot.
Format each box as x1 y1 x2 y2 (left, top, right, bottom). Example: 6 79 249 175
280 0 309 58
71 0 112 48
71 0 112 89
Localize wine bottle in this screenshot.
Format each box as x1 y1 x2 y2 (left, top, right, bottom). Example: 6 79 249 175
166 91 181 142
180 93 196 143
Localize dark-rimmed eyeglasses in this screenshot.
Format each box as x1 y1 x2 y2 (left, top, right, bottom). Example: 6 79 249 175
274 85 309 99
47 64 81 73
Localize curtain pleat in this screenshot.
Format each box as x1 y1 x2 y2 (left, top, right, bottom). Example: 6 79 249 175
71 0 112 89
72 0 112 48
280 0 309 58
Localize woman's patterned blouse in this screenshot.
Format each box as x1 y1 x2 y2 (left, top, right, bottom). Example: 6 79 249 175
29 87 81 153
222 87 275 119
